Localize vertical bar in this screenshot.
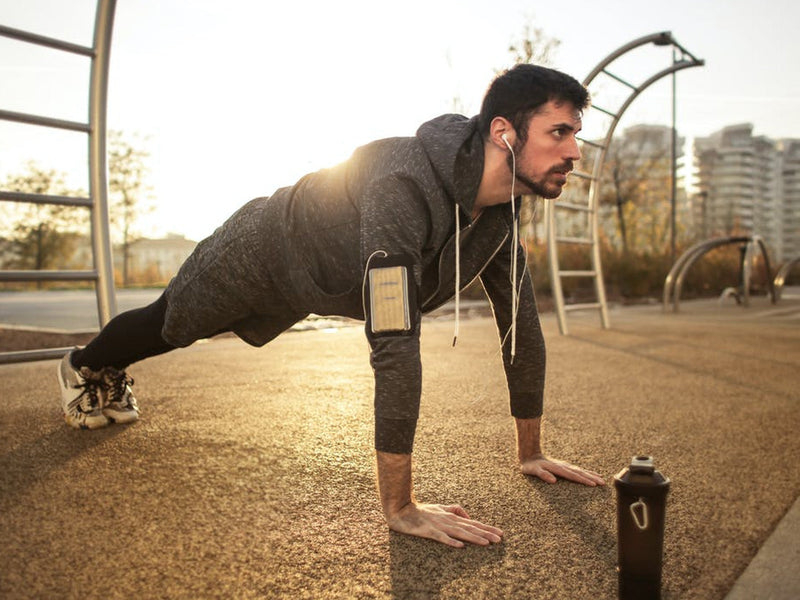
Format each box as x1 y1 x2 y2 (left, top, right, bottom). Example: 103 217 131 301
88 0 118 326
670 48 678 265
545 200 568 335
589 171 611 330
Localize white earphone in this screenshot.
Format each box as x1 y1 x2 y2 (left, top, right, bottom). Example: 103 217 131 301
501 133 513 153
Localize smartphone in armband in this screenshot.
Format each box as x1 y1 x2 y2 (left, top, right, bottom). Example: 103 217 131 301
365 254 417 336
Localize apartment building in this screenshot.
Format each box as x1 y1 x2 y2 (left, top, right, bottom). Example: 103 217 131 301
693 124 798 262
778 139 800 262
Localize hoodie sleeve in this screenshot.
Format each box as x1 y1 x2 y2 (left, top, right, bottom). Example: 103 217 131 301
360 174 431 454
480 239 546 420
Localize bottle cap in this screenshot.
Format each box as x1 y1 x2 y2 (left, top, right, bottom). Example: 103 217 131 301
629 455 655 475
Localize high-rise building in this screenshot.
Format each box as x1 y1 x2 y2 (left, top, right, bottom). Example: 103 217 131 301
778 139 800 262
693 124 798 262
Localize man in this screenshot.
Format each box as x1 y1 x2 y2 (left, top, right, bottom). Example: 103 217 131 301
58 64 605 548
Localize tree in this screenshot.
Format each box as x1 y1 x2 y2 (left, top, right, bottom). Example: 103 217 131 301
506 17 561 245
0 163 86 283
108 130 153 286
507 18 560 67
595 127 675 253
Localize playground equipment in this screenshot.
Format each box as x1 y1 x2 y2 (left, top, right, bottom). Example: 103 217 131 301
662 235 777 312
772 256 800 301
545 32 704 334
0 0 117 364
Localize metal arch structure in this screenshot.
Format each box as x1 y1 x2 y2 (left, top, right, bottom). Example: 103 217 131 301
0 0 118 364
663 235 776 312
774 257 800 301
545 31 704 335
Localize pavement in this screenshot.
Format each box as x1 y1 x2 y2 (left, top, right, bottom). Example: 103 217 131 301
0 293 798 599
0 288 166 332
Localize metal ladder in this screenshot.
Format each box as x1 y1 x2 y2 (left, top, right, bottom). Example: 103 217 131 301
545 31 704 334
0 0 118 364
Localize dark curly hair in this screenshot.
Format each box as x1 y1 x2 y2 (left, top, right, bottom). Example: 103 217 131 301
478 64 589 144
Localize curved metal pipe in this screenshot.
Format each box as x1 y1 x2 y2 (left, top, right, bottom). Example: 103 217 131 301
663 237 750 310
668 236 775 312
88 0 118 326
582 32 675 86
751 236 776 304
773 257 800 300
582 49 704 327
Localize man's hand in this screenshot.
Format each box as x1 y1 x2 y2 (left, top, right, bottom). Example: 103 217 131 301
515 417 606 487
520 454 606 487
376 450 503 548
387 502 503 548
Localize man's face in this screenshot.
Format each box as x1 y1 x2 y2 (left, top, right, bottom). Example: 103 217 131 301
509 100 583 199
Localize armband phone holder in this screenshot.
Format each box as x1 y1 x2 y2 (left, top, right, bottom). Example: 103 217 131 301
364 254 417 337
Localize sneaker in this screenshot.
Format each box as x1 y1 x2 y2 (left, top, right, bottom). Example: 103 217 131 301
57 351 110 430
101 367 139 424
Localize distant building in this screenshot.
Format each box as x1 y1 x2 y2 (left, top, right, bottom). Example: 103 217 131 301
118 233 197 283
693 124 798 262
778 139 800 262
583 124 687 250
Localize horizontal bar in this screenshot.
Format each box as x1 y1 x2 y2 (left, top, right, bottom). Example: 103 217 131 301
0 190 92 207
0 24 94 57
0 347 72 365
0 270 98 282
0 109 90 133
560 270 597 277
601 68 637 90
591 105 619 119
554 201 592 212
556 236 593 245
564 302 602 312
571 170 595 180
577 137 606 150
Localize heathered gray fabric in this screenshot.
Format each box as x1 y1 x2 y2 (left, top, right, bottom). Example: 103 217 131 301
162 114 546 453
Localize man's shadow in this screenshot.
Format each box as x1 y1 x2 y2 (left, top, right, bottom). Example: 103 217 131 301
388 529 506 599
528 476 618 569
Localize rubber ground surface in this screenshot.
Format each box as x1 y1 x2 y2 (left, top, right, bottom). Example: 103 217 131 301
1 297 798 599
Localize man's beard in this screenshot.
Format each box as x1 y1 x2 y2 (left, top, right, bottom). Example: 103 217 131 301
507 151 573 199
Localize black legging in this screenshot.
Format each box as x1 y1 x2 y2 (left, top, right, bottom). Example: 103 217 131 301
72 293 176 371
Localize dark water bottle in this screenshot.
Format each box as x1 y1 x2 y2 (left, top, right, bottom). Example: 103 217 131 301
614 456 671 599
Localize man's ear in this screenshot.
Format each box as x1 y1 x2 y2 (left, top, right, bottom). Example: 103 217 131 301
489 116 515 150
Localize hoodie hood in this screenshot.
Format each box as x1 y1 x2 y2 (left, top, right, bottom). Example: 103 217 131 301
416 114 485 220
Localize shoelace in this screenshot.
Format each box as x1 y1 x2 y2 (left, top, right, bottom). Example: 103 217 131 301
68 378 103 412
105 370 135 405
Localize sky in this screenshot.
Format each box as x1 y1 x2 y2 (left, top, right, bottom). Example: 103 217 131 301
1 0 799 241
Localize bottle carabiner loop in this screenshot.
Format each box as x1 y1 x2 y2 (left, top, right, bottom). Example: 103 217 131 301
630 497 649 531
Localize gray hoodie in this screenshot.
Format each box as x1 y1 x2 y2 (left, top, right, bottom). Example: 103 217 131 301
163 114 546 453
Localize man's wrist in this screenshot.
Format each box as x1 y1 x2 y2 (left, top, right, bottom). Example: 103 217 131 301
375 450 414 519
515 416 544 463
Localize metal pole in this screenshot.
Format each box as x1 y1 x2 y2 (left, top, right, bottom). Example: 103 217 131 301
670 48 678 265
88 0 118 326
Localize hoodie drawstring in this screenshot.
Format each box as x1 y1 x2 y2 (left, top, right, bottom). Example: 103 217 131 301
453 204 460 347
508 144 520 364
453 198 522 365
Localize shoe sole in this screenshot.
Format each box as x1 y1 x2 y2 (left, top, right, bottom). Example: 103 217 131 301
103 409 140 424
64 415 109 430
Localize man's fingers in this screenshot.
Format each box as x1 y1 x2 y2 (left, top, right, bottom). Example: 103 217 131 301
442 504 471 519
525 457 607 487
533 468 558 484
440 521 502 546
429 506 504 545
548 462 602 486
549 462 595 485
390 503 504 548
